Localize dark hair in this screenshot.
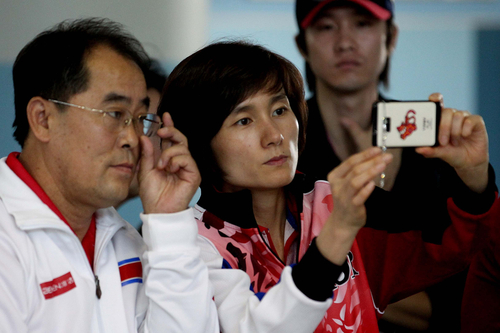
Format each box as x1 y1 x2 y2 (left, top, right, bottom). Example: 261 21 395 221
296 17 395 93
12 17 150 147
145 58 168 92
159 40 308 187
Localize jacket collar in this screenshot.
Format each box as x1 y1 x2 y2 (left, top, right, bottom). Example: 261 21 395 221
197 172 315 229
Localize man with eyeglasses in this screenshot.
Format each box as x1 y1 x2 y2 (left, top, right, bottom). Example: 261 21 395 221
0 18 218 332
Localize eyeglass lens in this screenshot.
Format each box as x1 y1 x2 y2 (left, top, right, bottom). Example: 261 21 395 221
138 114 161 137
102 112 161 137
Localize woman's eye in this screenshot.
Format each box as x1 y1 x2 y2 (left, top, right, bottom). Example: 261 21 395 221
236 118 251 126
273 108 286 116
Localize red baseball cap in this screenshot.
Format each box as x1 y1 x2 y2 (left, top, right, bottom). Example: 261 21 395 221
296 0 394 29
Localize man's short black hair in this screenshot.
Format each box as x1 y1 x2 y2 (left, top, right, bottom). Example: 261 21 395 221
12 17 151 147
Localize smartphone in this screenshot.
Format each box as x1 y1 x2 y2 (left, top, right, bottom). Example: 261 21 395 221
372 101 441 148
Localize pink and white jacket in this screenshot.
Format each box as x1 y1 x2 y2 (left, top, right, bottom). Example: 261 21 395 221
194 173 498 333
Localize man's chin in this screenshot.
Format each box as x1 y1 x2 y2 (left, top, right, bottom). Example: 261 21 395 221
107 186 134 210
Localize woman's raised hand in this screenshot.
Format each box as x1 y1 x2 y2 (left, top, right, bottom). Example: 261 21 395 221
316 147 392 265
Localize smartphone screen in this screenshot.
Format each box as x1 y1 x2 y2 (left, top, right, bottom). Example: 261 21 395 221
372 101 441 148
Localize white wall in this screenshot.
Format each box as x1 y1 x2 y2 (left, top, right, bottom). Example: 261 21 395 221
0 0 209 64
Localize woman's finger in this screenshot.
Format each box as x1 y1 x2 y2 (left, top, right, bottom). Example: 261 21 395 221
329 147 382 179
352 180 376 206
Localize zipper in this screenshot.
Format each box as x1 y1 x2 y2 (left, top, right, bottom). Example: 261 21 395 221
256 205 303 267
95 275 102 299
257 226 285 266
92 222 122 301
92 221 122 333
21 215 122 332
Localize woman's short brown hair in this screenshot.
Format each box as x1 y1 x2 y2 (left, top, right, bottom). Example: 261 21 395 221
159 40 308 186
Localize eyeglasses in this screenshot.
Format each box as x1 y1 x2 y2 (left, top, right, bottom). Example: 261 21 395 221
48 99 163 137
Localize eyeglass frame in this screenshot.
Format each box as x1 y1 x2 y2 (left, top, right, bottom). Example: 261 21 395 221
47 98 163 138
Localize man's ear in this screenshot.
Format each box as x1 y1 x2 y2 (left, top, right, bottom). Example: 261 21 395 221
26 97 54 143
388 23 399 57
295 34 308 60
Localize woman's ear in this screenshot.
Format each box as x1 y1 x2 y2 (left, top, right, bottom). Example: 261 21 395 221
26 97 53 143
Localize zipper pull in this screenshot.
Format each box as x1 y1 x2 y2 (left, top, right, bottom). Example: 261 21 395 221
95 275 102 299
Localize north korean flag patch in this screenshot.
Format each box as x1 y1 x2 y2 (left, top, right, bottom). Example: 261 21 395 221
118 257 143 286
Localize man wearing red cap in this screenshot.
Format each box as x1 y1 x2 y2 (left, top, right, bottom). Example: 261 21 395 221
295 0 397 183
294 0 497 331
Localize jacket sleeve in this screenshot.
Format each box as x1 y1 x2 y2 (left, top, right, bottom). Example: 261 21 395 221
358 165 499 314
197 235 334 333
0 228 29 333
461 206 500 333
137 208 219 333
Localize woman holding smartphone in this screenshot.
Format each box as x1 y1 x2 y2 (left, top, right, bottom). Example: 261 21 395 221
157 41 497 332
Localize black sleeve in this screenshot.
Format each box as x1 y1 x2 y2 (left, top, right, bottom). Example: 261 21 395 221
291 238 343 301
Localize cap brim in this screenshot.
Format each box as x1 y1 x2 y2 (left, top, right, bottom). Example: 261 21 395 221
301 0 392 29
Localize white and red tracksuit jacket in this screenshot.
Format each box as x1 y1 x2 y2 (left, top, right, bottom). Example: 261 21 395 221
0 155 219 333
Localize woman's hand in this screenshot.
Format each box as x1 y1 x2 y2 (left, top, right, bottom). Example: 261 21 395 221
138 112 201 214
317 147 392 265
416 93 489 193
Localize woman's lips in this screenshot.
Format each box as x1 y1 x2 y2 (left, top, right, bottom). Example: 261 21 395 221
265 155 288 166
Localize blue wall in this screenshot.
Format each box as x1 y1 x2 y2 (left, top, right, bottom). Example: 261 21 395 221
478 29 500 187
0 64 18 158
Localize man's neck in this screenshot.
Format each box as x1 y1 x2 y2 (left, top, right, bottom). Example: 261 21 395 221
315 81 379 160
18 148 93 241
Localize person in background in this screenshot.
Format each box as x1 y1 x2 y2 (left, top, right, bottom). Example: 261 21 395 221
0 18 218 332
294 0 498 331
159 40 497 332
